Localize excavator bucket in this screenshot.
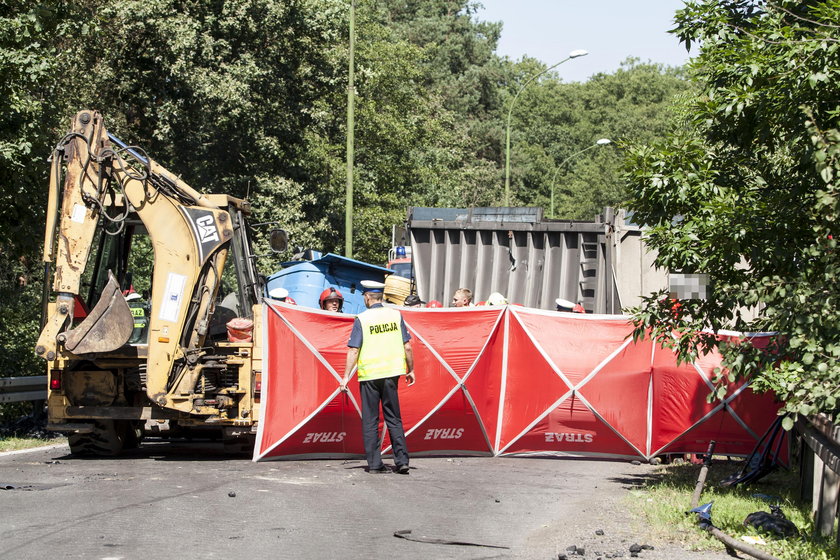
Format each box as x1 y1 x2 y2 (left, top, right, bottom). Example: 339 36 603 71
63 272 134 354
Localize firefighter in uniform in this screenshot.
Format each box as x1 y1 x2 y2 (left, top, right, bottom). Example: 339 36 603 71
125 291 149 344
319 287 344 312
342 280 415 474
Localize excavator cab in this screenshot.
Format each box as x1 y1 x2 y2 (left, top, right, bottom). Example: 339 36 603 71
64 215 152 352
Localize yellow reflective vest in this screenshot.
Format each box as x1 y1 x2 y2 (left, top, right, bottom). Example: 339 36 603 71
356 306 406 381
128 300 148 344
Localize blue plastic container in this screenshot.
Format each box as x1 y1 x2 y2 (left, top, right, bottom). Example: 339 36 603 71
265 253 393 315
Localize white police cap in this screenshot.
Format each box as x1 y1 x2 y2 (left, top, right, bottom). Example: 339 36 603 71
555 297 575 309
360 280 385 293
269 287 289 300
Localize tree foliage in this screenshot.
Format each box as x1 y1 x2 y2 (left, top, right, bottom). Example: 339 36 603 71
0 0 688 383
0 0 96 384
624 0 840 422
503 57 691 218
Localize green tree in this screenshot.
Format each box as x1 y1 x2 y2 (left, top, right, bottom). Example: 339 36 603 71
0 0 696 398
0 1 96 396
381 0 505 207
22 0 484 265
624 0 840 422
503 57 690 218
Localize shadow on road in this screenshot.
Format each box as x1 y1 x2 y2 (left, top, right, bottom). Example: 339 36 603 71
52 440 249 462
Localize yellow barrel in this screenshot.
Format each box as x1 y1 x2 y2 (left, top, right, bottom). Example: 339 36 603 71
384 275 411 305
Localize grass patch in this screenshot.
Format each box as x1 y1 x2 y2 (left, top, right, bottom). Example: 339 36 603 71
628 458 840 560
0 436 66 453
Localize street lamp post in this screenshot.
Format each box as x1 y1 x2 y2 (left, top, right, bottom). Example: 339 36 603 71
345 0 356 258
504 49 588 207
549 138 612 218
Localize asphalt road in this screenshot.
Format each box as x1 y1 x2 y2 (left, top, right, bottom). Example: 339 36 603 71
0 441 727 560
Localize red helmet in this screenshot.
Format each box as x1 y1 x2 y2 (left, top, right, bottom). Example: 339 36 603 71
319 287 344 311
426 300 442 308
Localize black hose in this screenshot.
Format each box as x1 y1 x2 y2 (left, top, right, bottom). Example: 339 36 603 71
691 440 716 508
705 525 780 560
689 440 782 560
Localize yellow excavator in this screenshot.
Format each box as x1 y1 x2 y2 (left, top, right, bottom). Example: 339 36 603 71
35 110 287 455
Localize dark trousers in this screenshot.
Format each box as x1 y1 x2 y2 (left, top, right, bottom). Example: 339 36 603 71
360 376 409 469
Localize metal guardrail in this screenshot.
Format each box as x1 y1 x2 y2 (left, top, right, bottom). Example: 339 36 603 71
0 376 47 404
796 414 840 541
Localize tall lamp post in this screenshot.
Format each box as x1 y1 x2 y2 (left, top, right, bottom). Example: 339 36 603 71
549 138 612 218
504 49 588 207
345 0 356 258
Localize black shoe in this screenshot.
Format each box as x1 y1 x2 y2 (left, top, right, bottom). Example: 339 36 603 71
368 466 390 474
396 464 410 475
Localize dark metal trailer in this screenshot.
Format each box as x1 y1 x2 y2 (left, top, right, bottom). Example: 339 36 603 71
405 206 665 313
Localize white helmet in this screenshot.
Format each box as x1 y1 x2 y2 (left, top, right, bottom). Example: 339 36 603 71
486 292 508 306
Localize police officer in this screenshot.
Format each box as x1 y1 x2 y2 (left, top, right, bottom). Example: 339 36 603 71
341 280 415 474
555 297 585 313
268 287 297 305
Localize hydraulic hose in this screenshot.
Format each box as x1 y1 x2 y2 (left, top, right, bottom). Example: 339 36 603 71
704 524 780 560
691 441 716 508
689 440 781 560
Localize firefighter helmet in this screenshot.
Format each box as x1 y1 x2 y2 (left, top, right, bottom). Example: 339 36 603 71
319 287 344 311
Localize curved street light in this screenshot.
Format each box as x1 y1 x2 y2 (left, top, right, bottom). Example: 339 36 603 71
504 49 588 207
549 138 612 218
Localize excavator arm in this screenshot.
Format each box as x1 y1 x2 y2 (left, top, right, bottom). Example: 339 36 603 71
37 110 237 414
36 111 134 360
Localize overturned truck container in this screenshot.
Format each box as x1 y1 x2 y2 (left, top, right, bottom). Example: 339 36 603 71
406 206 666 313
